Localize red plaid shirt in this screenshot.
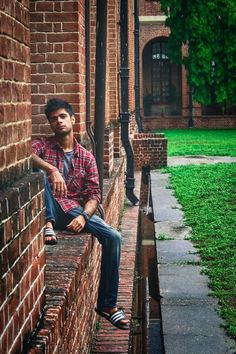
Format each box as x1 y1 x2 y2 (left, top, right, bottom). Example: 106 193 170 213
32 136 101 213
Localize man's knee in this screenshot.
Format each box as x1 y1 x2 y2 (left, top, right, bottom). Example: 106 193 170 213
110 229 122 244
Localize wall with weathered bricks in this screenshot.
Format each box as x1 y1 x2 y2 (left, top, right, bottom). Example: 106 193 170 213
104 124 114 178
128 0 135 114
26 157 125 354
107 0 119 123
0 173 45 354
0 0 32 188
142 115 236 130
0 2 46 353
30 0 86 138
133 133 167 170
139 0 163 16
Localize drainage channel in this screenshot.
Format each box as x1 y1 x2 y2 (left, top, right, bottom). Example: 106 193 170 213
131 168 164 354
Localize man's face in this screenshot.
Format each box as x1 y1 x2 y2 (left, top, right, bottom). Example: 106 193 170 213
48 108 75 137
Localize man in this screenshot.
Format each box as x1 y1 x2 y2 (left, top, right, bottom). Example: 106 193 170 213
32 98 129 330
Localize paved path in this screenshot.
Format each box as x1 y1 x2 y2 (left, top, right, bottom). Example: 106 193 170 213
92 173 141 354
151 156 236 354
168 155 236 166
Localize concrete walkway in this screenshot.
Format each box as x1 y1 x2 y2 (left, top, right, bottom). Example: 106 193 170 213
168 155 236 166
151 156 236 354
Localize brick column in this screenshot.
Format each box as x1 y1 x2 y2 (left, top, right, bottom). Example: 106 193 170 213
104 124 114 178
0 2 45 353
132 133 167 170
30 0 86 138
113 122 122 158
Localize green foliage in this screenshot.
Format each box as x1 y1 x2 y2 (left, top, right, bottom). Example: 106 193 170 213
165 163 236 338
154 129 236 156
160 0 236 106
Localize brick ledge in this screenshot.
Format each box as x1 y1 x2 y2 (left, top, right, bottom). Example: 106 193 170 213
27 158 126 353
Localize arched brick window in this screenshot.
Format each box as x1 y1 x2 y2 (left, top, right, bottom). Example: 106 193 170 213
143 37 182 116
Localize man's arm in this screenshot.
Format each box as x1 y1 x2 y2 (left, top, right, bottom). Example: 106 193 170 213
67 198 98 233
32 153 67 198
67 153 100 233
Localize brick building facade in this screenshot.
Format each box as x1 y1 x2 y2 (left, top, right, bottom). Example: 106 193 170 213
0 1 167 353
139 0 236 130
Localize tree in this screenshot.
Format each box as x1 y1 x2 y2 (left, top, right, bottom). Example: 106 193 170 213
160 0 236 107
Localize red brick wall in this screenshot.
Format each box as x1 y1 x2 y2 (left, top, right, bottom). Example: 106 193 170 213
0 0 45 354
0 2 46 353
142 116 236 130
0 174 45 354
113 122 122 158
128 0 135 113
103 157 125 228
133 133 167 170
104 125 114 178
107 0 119 123
0 0 32 188
139 0 163 16
30 0 86 138
89 0 96 127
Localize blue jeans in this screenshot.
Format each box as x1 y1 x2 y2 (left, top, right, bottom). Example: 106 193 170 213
44 176 121 309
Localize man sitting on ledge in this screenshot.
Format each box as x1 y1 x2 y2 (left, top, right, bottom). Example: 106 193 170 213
32 98 129 330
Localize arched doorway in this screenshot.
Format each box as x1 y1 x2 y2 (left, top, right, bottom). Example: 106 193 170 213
142 37 182 116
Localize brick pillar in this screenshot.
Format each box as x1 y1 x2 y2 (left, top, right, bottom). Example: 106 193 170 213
129 113 137 136
0 2 45 353
113 122 122 158
128 0 135 114
104 125 114 178
132 133 167 170
107 0 119 126
30 0 86 138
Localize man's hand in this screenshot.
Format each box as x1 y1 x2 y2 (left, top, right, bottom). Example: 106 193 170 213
67 215 86 233
49 170 67 198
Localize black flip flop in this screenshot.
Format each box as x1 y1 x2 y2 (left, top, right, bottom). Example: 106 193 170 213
95 308 129 330
44 227 58 245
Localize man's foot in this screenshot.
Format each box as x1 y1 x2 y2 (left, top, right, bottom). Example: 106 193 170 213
95 307 129 330
44 224 57 245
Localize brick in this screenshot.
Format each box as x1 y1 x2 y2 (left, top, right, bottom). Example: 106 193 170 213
36 2 54 12
47 53 78 63
46 33 78 43
8 288 20 319
8 237 20 267
46 74 78 83
45 13 78 23
62 22 79 32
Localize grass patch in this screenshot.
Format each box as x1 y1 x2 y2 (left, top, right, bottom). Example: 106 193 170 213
154 129 236 156
165 163 236 338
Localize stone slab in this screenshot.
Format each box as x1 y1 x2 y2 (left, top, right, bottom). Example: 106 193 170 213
156 240 200 263
153 207 184 223
158 264 210 299
163 334 235 354
151 171 170 187
155 221 192 240
161 304 225 336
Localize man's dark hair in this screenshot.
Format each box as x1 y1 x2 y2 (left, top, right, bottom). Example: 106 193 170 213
45 98 74 120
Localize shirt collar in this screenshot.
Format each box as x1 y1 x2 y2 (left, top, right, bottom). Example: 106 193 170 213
50 136 81 156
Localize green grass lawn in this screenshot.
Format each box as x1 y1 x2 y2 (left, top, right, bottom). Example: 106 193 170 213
165 163 236 339
154 129 236 156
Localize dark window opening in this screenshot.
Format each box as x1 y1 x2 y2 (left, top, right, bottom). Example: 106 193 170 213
143 38 182 116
